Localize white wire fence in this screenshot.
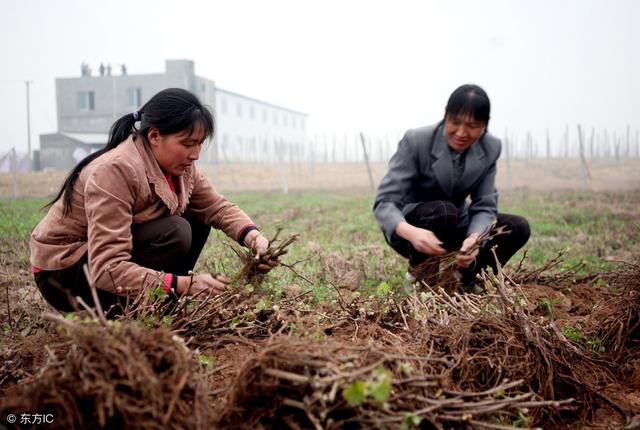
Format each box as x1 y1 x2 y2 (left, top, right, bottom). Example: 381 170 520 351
1 126 639 198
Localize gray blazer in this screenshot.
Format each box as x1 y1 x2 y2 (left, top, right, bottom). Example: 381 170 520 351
374 122 501 244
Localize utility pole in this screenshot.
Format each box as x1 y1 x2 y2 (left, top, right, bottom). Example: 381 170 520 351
25 80 32 170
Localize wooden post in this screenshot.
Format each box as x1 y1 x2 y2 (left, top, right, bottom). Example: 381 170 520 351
343 133 348 162
504 131 512 190
626 125 631 158
323 134 328 163
577 124 592 184
309 137 315 181
360 132 376 192
11 148 19 199
531 131 536 158
385 133 390 161
332 133 337 163
546 128 551 158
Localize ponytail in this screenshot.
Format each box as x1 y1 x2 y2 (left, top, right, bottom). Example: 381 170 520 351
45 112 139 215
46 88 214 216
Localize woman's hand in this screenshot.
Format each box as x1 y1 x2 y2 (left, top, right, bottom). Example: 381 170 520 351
395 221 446 256
245 230 279 272
247 231 270 255
456 233 480 268
176 273 230 297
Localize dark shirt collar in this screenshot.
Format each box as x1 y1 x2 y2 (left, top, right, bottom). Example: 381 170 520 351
447 144 469 157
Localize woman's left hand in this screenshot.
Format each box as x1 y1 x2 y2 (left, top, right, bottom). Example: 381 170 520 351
245 231 279 272
456 233 480 268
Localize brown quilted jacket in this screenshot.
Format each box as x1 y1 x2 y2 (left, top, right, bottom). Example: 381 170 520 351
30 135 255 294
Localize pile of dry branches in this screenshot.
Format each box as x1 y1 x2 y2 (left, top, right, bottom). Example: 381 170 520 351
585 261 640 362
3 250 639 428
0 312 213 430
212 256 639 428
215 338 564 430
412 271 613 424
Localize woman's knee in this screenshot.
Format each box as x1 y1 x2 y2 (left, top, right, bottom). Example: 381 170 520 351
132 216 193 258
503 214 530 246
408 200 459 230
163 217 192 255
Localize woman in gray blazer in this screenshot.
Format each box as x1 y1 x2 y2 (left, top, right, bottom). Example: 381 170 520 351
374 84 529 286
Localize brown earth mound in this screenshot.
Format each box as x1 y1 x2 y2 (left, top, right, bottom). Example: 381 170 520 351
1 263 639 429
1 315 213 430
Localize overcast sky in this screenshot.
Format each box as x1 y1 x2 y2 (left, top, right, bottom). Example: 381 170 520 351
1 0 639 155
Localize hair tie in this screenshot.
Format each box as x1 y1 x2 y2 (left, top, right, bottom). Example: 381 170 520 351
132 111 140 121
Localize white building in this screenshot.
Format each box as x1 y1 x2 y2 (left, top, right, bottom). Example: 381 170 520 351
39 59 307 169
215 88 307 164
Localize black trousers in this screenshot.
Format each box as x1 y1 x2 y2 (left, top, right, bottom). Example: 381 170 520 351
389 201 530 282
34 212 211 314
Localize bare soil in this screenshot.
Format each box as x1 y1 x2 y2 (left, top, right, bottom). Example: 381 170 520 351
1 261 639 429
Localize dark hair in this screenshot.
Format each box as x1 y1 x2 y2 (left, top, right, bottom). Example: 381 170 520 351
444 84 491 125
47 88 214 215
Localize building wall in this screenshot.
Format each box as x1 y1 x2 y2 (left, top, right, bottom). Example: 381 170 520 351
57 73 164 133
194 76 218 163
48 59 306 165
39 134 102 170
57 60 201 134
214 89 307 163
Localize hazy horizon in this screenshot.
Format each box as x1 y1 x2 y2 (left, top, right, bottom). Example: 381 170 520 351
1 0 639 156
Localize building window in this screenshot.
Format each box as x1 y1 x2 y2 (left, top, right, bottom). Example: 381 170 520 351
77 91 95 111
250 105 255 120
273 111 278 125
236 101 243 118
292 116 297 129
220 97 228 114
283 114 288 127
263 108 267 123
127 88 142 107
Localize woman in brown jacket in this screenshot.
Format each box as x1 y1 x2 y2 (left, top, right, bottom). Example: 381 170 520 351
30 88 276 314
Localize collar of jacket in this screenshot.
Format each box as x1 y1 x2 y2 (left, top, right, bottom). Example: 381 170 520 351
430 123 487 197
132 135 195 215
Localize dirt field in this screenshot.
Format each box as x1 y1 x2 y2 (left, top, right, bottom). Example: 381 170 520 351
1 158 639 198
0 172 639 428
1 256 639 429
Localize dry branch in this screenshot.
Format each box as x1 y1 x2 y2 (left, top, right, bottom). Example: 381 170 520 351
232 228 299 288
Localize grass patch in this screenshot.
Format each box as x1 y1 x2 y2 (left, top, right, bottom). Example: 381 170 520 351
0 198 49 238
1 190 638 300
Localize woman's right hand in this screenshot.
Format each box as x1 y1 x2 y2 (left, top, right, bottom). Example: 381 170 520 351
176 273 230 297
395 222 446 256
